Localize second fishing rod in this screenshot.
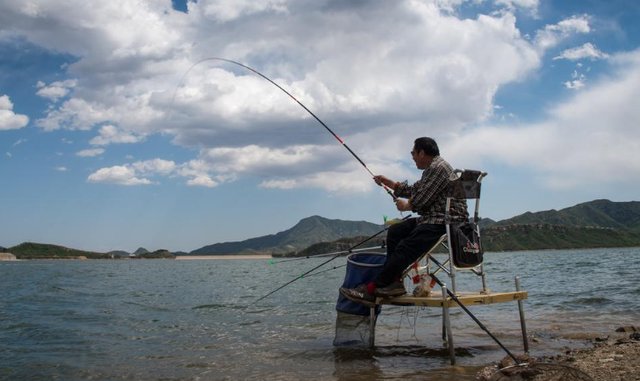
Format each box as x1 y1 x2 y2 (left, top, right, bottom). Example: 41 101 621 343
255 215 411 303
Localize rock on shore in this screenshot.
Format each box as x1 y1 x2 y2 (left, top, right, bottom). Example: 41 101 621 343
477 326 640 380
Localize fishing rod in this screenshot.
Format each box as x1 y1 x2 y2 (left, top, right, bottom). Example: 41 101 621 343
427 257 520 364
303 264 346 278
177 57 398 201
255 215 411 304
270 244 385 264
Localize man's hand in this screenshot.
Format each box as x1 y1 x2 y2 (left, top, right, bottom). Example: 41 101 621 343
395 198 412 212
373 175 397 190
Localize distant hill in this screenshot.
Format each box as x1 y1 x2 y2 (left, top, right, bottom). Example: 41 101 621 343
108 250 130 258
9 242 110 259
491 199 640 231
481 224 640 251
138 249 175 259
469 199 640 251
190 215 383 255
133 247 150 256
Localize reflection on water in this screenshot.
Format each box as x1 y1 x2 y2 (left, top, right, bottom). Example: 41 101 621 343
0 247 638 380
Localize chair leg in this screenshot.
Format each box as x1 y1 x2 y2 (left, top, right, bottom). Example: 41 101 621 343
515 276 529 354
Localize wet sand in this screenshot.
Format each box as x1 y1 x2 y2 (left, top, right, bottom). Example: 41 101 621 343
477 327 640 380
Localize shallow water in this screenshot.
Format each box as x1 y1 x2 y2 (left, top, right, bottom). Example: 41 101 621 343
1 247 639 380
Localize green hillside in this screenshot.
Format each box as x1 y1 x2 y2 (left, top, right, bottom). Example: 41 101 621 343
190 215 383 255
9 242 110 259
477 199 640 251
493 199 640 231
481 224 640 251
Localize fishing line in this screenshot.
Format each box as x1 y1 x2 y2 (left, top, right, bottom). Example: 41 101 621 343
302 264 346 278
173 57 398 201
254 215 411 303
269 244 385 265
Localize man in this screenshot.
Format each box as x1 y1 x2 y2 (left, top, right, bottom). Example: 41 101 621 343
339 137 468 306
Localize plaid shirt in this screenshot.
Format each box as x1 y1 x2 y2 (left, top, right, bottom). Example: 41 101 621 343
395 156 468 224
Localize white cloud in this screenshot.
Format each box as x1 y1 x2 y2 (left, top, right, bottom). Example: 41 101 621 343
186 175 218 188
36 79 78 101
534 15 590 51
494 0 539 14
90 124 144 145
88 165 152 186
563 70 586 90
0 1 604 191
36 98 114 131
0 95 29 130
87 158 176 186
54 166 68 172
132 158 176 175
446 49 640 189
197 0 288 22
564 79 585 90
76 148 105 157
554 42 609 61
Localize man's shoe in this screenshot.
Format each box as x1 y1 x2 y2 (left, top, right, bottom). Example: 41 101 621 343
375 281 406 297
339 284 376 307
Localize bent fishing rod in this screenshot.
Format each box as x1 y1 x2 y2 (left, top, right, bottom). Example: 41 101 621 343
255 215 411 303
179 57 397 201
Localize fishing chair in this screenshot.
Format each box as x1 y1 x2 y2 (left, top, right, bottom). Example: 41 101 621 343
403 169 488 295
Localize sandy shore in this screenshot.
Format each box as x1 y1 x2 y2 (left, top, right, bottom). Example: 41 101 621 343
477 327 640 380
176 255 272 260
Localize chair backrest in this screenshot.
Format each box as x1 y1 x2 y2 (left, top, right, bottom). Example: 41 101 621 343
447 169 487 223
448 169 486 200
446 169 487 269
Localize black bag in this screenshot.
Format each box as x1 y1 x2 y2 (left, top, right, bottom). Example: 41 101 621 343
449 222 483 268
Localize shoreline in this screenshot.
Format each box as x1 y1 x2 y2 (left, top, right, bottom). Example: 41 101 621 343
476 327 640 380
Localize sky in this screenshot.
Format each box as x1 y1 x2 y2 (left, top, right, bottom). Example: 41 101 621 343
1 0 639 253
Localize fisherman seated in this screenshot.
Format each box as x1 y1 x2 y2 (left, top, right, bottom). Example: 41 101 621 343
340 137 468 306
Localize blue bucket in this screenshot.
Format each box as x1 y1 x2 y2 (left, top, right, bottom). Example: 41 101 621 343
336 252 386 316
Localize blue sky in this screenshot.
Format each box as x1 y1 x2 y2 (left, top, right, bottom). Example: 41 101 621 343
1 0 639 253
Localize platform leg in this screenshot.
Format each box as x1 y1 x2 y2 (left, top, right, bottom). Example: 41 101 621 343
442 285 455 365
515 276 529 354
481 267 488 293
369 306 376 349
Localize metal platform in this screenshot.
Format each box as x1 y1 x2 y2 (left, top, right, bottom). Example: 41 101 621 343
365 277 529 365
380 289 528 308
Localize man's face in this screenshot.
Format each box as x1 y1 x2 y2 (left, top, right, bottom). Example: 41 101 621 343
411 147 430 169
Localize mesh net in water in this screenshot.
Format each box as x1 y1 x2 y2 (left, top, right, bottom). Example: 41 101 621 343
333 311 377 347
334 253 386 348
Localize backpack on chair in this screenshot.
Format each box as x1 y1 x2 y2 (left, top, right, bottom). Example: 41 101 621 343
449 222 483 268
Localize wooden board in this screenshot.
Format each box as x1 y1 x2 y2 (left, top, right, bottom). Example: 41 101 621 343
378 290 528 308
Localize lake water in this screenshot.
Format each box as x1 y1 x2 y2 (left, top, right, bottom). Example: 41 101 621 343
1 247 639 380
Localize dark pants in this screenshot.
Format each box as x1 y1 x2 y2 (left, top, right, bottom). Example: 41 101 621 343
375 218 445 287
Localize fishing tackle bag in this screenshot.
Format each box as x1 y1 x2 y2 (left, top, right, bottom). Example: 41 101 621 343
449 222 483 268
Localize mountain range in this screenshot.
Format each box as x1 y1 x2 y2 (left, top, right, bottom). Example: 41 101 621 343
3 199 640 259
187 199 640 255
